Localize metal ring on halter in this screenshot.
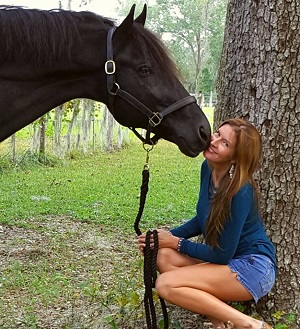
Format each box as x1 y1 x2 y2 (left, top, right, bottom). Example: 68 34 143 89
143 143 154 152
108 83 120 96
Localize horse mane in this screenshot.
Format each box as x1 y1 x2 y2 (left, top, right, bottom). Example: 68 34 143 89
134 23 181 82
0 6 180 81
0 6 113 65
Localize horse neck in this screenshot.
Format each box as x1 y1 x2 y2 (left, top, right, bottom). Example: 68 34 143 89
0 11 111 141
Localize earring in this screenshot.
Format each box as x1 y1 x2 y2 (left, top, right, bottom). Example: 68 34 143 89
229 164 235 179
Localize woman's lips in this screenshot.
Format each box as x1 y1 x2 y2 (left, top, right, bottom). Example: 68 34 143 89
208 146 217 154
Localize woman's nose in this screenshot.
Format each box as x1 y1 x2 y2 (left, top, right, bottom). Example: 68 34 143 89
210 135 218 146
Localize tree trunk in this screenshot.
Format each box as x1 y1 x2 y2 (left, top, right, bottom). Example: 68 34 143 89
39 116 46 155
216 0 299 326
53 105 64 157
81 99 93 154
100 105 115 152
11 134 16 164
66 105 79 153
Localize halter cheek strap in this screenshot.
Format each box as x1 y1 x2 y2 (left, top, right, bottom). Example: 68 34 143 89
105 26 197 145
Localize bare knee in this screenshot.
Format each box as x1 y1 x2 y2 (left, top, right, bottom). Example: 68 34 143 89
157 248 174 273
155 273 173 302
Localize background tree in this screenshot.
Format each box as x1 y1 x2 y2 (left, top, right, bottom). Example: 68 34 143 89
216 0 299 326
117 0 227 100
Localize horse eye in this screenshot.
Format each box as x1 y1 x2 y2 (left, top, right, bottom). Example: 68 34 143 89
139 65 151 77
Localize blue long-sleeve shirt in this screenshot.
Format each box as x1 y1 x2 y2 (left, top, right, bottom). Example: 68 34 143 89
170 160 276 266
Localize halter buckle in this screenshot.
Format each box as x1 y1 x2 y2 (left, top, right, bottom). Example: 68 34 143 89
105 60 116 74
149 112 162 127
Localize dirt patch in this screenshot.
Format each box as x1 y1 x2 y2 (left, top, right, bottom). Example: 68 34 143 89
0 217 211 328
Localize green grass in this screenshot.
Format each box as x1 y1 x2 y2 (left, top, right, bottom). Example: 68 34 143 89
0 125 294 328
0 216 147 328
0 140 206 328
0 106 213 229
0 108 212 328
0 141 203 232
203 107 214 128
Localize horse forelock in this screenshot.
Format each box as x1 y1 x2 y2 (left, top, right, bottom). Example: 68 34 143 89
133 24 181 85
0 6 114 65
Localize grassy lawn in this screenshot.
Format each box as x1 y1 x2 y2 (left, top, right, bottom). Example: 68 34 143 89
0 140 208 329
0 140 203 230
0 109 292 328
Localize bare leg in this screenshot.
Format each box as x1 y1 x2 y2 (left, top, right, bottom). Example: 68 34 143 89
157 248 224 328
157 247 205 272
156 248 267 329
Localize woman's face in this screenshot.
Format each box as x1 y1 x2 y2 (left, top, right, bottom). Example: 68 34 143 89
203 124 237 167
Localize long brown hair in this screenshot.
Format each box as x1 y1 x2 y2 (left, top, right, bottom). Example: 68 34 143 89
205 119 262 247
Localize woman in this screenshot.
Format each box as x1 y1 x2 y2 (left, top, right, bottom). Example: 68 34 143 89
138 119 276 329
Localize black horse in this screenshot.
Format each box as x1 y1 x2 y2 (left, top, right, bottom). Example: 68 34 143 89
0 4 211 157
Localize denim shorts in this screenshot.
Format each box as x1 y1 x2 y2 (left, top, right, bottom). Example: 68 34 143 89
228 254 276 302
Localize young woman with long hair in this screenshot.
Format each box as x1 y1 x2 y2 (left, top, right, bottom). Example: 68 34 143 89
138 119 276 329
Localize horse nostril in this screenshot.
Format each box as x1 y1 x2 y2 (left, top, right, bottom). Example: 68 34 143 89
199 126 211 147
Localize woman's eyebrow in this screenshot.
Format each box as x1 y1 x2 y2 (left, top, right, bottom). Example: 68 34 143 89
219 131 231 145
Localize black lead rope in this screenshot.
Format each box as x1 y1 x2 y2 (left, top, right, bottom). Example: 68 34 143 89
134 146 169 329
133 167 149 237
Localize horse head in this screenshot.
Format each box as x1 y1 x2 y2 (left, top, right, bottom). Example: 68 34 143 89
0 5 210 157
105 5 211 157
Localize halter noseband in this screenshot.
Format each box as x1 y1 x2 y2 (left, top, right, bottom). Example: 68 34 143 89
105 26 197 145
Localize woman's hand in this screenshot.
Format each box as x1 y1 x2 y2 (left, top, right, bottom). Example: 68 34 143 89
137 229 179 254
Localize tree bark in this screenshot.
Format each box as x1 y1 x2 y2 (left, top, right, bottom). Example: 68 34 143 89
39 116 46 155
11 134 16 164
99 104 119 152
216 0 299 326
53 105 64 157
66 104 79 153
81 99 93 154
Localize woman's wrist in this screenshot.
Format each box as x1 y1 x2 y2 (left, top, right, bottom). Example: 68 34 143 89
172 236 180 250
177 237 184 252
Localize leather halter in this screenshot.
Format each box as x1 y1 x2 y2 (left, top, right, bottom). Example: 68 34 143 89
105 26 197 145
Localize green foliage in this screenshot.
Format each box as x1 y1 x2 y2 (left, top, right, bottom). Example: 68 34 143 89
273 311 296 329
100 256 145 328
0 150 60 174
117 0 228 93
229 303 297 329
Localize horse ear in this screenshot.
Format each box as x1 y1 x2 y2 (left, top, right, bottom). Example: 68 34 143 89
135 4 147 26
113 4 135 50
115 4 135 37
